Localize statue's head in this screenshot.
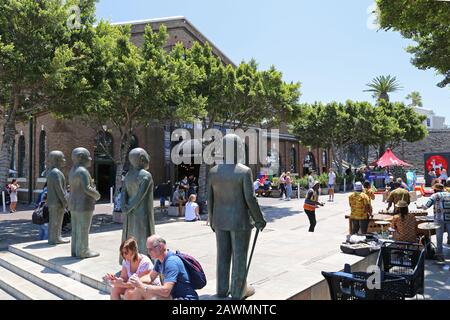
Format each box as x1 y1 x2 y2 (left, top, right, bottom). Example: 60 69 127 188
48 151 66 169
71 147 92 168
222 133 245 165
129 148 150 170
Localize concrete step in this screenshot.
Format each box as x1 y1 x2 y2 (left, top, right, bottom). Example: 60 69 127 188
0 265 60 300
0 251 110 300
0 288 16 300
9 244 111 294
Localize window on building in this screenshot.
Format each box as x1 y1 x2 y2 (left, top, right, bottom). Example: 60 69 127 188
290 147 297 173
426 118 431 127
39 130 47 177
18 136 25 178
94 131 114 159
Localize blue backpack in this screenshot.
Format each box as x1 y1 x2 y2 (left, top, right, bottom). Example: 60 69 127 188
175 251 207 290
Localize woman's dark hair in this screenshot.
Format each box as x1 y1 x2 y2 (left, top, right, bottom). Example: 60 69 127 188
363 181 371 188
120 237 139 262
12 179 17 184
399 206 409 219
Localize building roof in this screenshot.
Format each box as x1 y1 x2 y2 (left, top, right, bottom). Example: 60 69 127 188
112 16 235 67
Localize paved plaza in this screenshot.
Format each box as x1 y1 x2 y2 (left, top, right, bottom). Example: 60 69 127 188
0 192 449 300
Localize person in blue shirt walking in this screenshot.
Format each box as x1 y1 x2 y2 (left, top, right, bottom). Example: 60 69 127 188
418 183 450 262
129 235 198 300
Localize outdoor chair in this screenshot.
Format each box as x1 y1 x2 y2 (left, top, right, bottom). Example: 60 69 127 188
376 241 425 298
322 269 407 300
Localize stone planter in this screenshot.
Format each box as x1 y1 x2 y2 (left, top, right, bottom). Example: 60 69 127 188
320 187 328 195
271 189 281 198
299 188 307 198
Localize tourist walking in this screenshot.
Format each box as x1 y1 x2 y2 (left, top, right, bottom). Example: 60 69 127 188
7 179 19 213
327 168 336 202
303 181 324 232
418 183 450 262
279 172 287 200
285 172 293 201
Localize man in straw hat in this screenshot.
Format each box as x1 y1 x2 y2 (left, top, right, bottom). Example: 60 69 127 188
418 183 450 262
386 180 410 213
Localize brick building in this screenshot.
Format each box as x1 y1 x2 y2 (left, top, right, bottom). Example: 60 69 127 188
4 17 331 202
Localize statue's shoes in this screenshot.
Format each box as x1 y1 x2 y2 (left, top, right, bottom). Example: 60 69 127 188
55 238 70 244
230 285 255 300
241 285 255 299
79 250 100 259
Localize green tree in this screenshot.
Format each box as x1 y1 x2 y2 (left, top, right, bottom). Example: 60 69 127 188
0 0 96 190
405 91 423 107
46 22 206 194
293 101 355 174
376 0 450 88
364 75 402 103
183 45 301 207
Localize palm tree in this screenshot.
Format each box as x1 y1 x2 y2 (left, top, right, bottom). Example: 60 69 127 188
405 91 423 107
364 75 402 103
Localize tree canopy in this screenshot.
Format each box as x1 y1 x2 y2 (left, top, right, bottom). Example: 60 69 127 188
376 0 450 88
293 100 427 173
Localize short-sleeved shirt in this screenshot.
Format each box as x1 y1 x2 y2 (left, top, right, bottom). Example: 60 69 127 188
387 188 410 210
185 202 199 221
303 189 319 211
349 192 371 220
425 191 450 222
364 188 375 204
122 254 155 280
328 172 336 185
392 214 418 243
154 251 198 300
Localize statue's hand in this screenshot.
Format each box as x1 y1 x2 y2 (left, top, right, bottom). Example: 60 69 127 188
255 220 266 231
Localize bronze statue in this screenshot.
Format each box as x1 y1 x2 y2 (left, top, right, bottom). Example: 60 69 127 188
47 151 70 245
207 133 266 300
68 147 101 259
120 148 155 262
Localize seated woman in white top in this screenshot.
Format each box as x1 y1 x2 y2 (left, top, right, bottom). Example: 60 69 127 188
185 194 200 222
103 237 160 300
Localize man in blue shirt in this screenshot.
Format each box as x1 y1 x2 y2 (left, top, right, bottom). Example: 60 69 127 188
418 183 450 262
129 235 198 300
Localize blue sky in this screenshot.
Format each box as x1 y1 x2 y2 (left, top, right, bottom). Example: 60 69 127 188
96 0 450 123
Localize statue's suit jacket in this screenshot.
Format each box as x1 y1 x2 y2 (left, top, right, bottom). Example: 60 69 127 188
208 164 265 231
47 168 67 207
68 166 98 212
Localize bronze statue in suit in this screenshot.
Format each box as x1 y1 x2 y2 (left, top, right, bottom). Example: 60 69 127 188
120 148 155 262
47 151 70 245
208 134 266 300
68 147 101 259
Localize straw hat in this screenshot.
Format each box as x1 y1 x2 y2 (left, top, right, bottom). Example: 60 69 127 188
432 183 445 191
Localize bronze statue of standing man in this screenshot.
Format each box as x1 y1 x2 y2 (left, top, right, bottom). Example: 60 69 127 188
47 151 70 245
208 134 266 300
120 148 155 261
68 147 101 259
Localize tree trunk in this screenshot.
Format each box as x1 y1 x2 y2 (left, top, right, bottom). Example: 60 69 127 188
0 95 18 190
114 133 130 199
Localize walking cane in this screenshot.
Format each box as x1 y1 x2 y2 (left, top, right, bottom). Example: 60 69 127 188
240 228 260 299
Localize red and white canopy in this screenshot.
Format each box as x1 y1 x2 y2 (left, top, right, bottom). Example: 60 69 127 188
372 148 412 168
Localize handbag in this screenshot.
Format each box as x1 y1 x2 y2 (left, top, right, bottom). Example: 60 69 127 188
32 206 45 225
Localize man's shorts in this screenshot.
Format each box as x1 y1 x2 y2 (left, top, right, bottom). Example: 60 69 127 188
328 184 334 189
